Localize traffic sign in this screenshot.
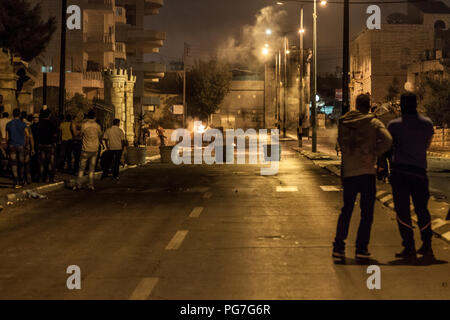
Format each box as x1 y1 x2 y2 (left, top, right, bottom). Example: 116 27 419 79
170 105 184 115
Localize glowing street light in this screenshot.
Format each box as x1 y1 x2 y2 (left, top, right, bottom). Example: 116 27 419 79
265 28 272 35
320 0 327 6
298 28 305 34
262 47 270 56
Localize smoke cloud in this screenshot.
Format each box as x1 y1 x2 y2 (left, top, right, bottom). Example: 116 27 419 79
216 6 288 68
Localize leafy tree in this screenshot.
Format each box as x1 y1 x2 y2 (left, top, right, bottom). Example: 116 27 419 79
416 76 450 127
186 59 232 120
0 0 56 62
65 93 94 116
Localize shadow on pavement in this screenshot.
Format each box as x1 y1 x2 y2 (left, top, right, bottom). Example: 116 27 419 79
387 257 448 266
333 257 386 266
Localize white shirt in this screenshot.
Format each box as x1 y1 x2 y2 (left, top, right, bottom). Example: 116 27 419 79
103 125 125 151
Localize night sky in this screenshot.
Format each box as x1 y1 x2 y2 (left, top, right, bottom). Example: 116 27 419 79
145 0 450 73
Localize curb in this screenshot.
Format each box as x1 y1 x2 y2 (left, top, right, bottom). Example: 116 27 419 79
3 165 130 205
2 154 163 206
427 151 450 159
293 146 450 243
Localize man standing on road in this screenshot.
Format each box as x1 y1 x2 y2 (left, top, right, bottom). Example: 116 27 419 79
74 110 102 191
71 112 84 175
102 119 126 180
6 108 31 188
333 94 392 260
388 93 435 259
157 124 166 146
36 109 58 183
58 114 73 172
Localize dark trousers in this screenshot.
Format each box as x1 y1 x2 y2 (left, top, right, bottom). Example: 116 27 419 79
57 140 72 171
23 147 32 184
72 140 82 174
334 174 376 251
38 144 56 182
390 165 432 250
102 150 123 178
9 145 25 185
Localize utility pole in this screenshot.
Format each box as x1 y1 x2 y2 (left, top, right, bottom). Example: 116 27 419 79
43 70 48 107
312 0 318 152
342 0 350 115
183 43 188 128
58 0 67 117
263 62 267 129
275 52 278 126
283 36 288 138
277 50 281 130
298 6 304 148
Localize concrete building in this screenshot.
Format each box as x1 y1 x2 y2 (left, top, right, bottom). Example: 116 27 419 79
215 71 267 130
115 0 166 112
349 0 450 107
31 0 165 116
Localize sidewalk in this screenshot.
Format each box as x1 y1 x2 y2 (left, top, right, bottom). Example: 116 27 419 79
293 146 450 242
0 147 162 208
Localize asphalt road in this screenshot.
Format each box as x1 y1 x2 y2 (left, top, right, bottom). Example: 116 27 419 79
0 142 449 300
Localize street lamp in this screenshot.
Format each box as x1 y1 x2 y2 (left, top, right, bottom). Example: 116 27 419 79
262 46 271 129
311 0 327 152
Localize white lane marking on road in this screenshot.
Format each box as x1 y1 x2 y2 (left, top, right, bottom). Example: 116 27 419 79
276 186 298 192
166 230 189 250
129 277 159 300
203 192 212 199
320 185 342 192
189 206 204 218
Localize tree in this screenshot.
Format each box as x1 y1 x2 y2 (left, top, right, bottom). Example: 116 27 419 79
0 0 56 62
416 76 450 127
186 59 232 120
65 93 94 116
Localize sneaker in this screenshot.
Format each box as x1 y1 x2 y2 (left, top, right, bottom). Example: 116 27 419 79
87 186 95 191
72 185 80 191
417 245 434 257
332 248 345 259
355 250 372 260
14 184 23 189
395 248 416 259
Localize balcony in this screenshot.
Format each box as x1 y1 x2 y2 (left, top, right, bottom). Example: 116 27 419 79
115 7 127 24
132 62 165 81
115 42 127 60
85 0 114 12
116 25 165 52
145 0 164 15
83 33 115 52
133 62 165 74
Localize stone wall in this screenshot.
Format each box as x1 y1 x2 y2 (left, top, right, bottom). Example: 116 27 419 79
103 68 136 144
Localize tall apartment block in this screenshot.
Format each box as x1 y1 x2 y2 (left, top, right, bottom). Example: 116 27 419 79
31 0 166 116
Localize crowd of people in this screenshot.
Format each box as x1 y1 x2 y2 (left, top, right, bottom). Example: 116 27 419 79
0 105 127 191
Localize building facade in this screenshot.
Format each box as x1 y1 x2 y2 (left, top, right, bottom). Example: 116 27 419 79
349 0 450 107
31 0 165 118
